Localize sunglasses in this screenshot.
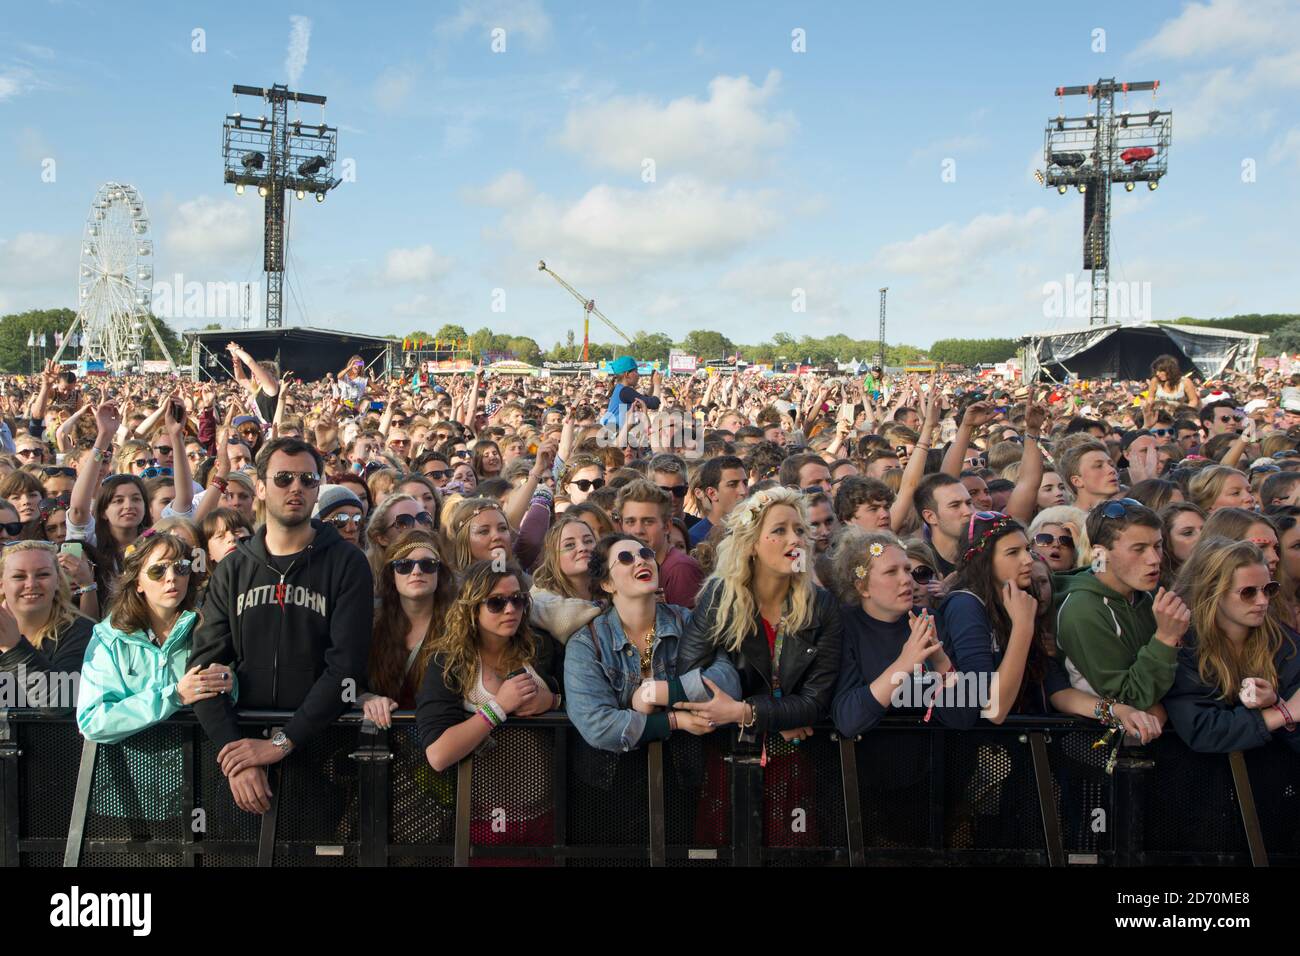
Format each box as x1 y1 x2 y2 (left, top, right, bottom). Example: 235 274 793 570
0 521 24 536
144 559 192 581
613 545 656 565
238 427 261 437
389 439 410 447
187 450 207 462
1099 497 1144 520
327 513 364 527
423 468 451 481
41 466 76 478
1150 428 1174 438
967 510 1009 540
392 557 441 575
388 511 434 530
570 478 605 492
140 466 173 479
657 484 688 498
271 471 321 489
128 458 150 469
482 592 529 614
910 565 935 584
1034 532 1076 550
1235 581 1281 601
153 446 172 457
964 456 987 468
15 448 45 458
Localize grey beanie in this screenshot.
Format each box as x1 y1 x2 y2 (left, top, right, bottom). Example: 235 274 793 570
313 483 362 519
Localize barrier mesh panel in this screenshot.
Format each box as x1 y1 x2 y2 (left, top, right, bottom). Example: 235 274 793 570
85 724 188 843
762 731 847 866
387 725 454 860
664 732 730 867
1044 727 1114 859
272 724 359 865
1244 740 1300 860
942 730 1045 856
467 723 556 864
565 727 648 866
1144 735 1246 857
198 732 260 863
19 719 80 840
855 730 931 852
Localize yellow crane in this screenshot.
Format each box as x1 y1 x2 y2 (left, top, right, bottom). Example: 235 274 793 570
538 259 633 361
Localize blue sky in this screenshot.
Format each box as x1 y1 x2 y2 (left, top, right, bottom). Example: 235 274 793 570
1 0 1297 350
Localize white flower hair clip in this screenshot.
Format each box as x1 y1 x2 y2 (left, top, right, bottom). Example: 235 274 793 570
868 542 885 557
854 565 867 580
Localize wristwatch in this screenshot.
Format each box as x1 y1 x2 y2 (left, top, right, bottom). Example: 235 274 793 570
270 731 293 754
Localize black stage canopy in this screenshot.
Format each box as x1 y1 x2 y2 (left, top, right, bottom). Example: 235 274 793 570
184 327 394 383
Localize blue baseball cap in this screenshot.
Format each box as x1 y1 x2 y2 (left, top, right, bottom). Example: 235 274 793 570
609 356 638 375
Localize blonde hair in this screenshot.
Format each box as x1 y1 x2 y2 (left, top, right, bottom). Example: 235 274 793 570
1188 465 1246 514
445 497 510 572
707 486 816 653
1174 538 1293 702
1029 505 1090 569
434 560 536 695
0 541 88 649
533 514 595 599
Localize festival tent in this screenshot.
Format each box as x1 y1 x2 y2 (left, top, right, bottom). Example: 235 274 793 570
485 360 540 376
1022 323 1265 382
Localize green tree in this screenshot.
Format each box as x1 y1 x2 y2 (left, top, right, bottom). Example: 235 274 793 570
506 336 542 364
928 337 1018 365
0 309 77 373
1267 321 1300 354
434 324 470 346
680 329 735 360
629 331 673 364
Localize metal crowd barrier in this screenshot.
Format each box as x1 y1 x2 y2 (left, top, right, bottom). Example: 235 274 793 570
1 708 1296 867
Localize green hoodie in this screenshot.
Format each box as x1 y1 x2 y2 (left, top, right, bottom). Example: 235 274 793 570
1052 570 1178 711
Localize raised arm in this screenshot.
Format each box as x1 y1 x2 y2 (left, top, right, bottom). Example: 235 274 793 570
941 401 993 477
164 393 194 516
1005 404 1047 525
891 375 940 532
68 398 120 529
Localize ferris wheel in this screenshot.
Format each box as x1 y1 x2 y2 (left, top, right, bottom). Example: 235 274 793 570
58 182 172 371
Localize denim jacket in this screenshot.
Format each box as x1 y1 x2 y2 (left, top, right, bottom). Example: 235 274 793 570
564 602 742 754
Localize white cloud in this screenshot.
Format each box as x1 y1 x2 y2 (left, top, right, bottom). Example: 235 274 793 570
0 232 78 288
461 170 533 206
874 208 1052 296
383 245 454 284
721 257 865 317
0 66 39 101
1268 126 1300 165
163 197 260 267
496 176 779 282
285 15 311 87
555 71 795 179
373 64 419 112
1170 49 1300 139
1135 0 1300 59
438 0 552 47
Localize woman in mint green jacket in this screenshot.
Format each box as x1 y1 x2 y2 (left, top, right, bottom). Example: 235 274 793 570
77 531 234 744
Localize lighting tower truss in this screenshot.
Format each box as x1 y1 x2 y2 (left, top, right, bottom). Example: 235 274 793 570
222 83 342 328
878 287 888 371
1040 78 1172 326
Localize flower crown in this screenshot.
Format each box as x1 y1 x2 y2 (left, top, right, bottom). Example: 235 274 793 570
123 528 159 559
961 513 1016 564
853 542 886 579
731 490 775 530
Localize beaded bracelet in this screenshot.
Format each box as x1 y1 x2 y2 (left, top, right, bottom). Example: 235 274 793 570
1276 699 1296 732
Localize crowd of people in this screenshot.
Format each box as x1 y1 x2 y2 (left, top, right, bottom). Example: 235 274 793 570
2 342 1298 832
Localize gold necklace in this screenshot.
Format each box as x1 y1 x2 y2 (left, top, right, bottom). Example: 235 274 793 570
639 619 656 674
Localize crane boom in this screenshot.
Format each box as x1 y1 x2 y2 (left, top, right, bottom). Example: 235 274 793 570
537 260 634 348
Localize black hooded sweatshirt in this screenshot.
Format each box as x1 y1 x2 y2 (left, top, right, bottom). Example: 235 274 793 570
188 518 373 749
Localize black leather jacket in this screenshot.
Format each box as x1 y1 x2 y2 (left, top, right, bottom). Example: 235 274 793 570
676 579 843 733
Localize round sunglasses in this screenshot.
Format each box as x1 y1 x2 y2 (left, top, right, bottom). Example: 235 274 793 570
1235 581 1281 602
570 478 605 492
391 557 441 575
327 513 364 527
613 545 656 565
910 565 935 585
144 559 192 581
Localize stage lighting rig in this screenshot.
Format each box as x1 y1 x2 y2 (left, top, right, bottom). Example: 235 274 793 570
222 83 342 328
1039 78 1172 326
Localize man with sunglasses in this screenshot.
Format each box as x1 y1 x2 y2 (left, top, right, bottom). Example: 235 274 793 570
188 437 373 815
1054 499 1190 712
1200 399 1243 440
647 453 690 522
617 480 703 609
